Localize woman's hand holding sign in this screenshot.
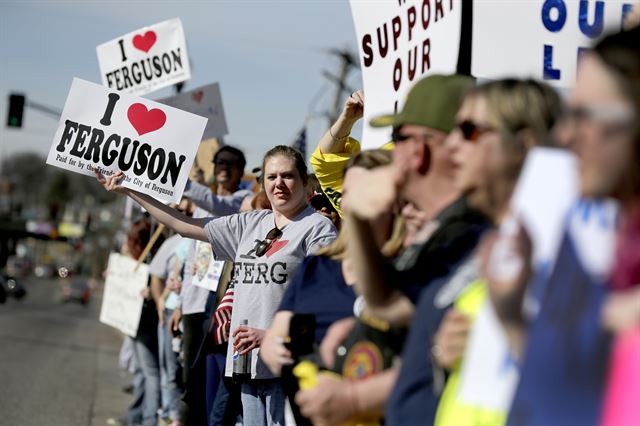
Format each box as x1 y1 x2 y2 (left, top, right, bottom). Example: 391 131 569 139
95 169 209 242
95 170 129 194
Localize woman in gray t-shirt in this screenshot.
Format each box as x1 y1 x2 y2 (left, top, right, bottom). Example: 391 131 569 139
97 145 337 426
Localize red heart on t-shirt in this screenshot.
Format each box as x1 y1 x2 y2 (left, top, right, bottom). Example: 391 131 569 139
191 90 204 103
266 240 289 258
132 31 157 53
127 103 166 136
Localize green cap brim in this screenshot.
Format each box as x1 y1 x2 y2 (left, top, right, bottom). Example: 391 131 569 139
369 114 396 128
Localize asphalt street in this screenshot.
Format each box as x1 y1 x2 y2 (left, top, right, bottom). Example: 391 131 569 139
0 275 130 426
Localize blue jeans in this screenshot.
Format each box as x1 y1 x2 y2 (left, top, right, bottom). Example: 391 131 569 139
159 308 183 421
126 344 145 425
132 305 161 426
240 379 285 426
205 353 226 422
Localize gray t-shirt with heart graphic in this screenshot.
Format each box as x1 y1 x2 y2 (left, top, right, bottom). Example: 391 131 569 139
204 206 337 379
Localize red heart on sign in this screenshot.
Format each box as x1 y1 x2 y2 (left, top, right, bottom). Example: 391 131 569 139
132 31 157 53
127 103 166 136
266 240 288 258
191 91 204 103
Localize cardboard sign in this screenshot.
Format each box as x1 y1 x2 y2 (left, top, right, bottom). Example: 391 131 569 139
97 18 191 96
191 241 223 292
158 83 228 139
349 0 461 149
100 253 149 337
46 78 207 203
472 0 638 87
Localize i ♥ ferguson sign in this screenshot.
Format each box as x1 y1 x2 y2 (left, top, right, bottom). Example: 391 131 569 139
46 78 207 203
97 18 191 96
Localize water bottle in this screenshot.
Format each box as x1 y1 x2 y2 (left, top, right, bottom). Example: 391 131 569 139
232 319 252 382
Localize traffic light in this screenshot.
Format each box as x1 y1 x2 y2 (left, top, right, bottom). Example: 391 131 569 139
7 94 25 128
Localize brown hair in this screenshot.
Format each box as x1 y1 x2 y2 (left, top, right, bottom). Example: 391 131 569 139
261 145 308 187
593 26 640 197
126 217 165 261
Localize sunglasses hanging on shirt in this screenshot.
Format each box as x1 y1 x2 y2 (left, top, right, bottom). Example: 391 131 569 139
254 227 283 257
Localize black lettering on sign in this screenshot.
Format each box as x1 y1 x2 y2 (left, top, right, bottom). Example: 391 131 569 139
435 0 445 21
118 138 139 171
118 39 127 62
392 16 402 51
100 93 120 126
102 134 121 166
84 128 104 162
70 124 92 158
362 34 374 67
407 6 417 41
105 48 185 88
133 144 151 176
56 120 79 152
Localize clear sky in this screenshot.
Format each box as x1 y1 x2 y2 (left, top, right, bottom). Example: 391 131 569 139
0 0 362 171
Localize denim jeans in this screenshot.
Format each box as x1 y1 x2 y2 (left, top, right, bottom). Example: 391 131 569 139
126 351 145 425
210 374 242 426
133 304 161 426
240 379 286 426
158 308 183 421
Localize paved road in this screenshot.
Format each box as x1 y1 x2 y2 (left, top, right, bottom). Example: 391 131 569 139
0 275 130 426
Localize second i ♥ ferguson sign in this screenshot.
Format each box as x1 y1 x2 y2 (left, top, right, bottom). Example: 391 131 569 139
96 18 191 96
46 78 207 203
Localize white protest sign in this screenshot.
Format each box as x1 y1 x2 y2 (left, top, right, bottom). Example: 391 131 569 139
46 78 207 203
158 83 228 139
350 0 461 149
457 299 519 411
97 18 191 96
100 253 149 337
192 241 223 292
472 0 638 87
510 147 578 266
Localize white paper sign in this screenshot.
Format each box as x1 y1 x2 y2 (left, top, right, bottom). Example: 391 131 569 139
100 253 149 337
458 299 519 411
472 0 638 87
191 241 223 291
350 0 461 149
97 18 191 96
510 147 578 266
46 78 207 203
158 83 228 139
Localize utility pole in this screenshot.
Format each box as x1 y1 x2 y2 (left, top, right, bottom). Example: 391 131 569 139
321 48 358 126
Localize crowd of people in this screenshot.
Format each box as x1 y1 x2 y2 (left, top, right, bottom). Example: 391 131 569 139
101 20 640 426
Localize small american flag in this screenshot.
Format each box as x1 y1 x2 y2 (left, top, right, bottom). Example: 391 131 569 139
291 126 307 161
212 285 235 345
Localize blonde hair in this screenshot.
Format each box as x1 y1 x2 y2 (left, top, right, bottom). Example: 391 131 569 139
315 149 406 260
467 79 563 180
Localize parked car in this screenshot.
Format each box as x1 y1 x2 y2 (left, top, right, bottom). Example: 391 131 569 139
61 278 91 305
0 272 27 302
6 256 30 278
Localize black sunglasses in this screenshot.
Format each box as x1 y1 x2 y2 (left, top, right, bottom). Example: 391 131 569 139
212 158 240 167
457 120 494 142
254 227 283 257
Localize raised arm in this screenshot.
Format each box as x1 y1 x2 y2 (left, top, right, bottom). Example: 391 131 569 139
318 90 364 154
183 179 250 216
342 165 415 326
96 171 208 241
